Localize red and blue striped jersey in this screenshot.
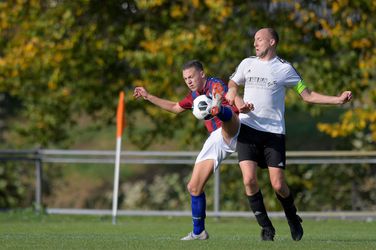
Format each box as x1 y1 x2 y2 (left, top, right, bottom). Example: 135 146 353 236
178 77 239 133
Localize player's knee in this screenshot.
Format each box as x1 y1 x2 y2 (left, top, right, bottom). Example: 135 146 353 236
271 181 284 194
243 177 258 191
187 183 201 196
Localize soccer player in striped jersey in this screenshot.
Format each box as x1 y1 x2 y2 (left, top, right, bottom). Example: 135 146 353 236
133 60 253 240
226 27 352 241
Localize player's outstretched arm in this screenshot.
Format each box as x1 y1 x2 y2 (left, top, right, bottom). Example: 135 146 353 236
300 88 352 105
133 86 185 114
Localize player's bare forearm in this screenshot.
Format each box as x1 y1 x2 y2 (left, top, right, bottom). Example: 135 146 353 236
300 89 352 105
146 95 185 114
133 86 184 114
226 80 238 105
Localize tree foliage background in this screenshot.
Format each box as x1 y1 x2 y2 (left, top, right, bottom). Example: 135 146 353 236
0 0 375 210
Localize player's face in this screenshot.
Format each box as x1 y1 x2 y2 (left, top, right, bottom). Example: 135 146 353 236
182 67 205 91
253 29 273 59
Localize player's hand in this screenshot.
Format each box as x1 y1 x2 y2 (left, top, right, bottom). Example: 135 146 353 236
238 102 254 113
339 91 352 104
133 87 149 100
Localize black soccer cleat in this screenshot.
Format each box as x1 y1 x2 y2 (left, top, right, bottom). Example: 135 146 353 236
261 226 275 241
287 215 303 241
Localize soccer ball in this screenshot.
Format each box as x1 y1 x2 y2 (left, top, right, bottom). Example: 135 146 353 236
192 95 213 120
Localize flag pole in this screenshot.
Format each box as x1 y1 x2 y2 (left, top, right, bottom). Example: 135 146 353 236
112 91 125 225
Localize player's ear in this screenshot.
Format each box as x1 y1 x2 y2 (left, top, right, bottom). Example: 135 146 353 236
200 70 206 78
270 38 276 47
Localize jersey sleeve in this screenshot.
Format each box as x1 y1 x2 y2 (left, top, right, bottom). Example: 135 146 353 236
229 58 249 86
283 64 302 88
178 92 194 110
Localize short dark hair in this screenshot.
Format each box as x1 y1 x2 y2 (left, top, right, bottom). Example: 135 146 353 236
182 60 204 71
267 28 279 45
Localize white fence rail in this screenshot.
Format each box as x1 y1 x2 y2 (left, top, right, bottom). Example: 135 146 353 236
1 149 376 220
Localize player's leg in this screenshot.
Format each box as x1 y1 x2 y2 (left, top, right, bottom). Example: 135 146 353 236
268 167 303 241
181 159 213 240
187 159 213 196
239 160 259 195
265 133 303 241
182 131 222 241
210 82 240 144
237 124 275 241
240 160 275 240
181 128 233 240
268 167 289 197
220 112 240 145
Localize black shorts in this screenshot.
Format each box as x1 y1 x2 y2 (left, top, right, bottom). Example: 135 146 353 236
236 124 286 169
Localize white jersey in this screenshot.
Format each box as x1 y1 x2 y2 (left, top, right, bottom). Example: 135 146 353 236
230 56 301 134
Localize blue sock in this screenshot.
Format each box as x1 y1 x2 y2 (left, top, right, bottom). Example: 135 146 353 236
191 193 206 235
216 106 232 122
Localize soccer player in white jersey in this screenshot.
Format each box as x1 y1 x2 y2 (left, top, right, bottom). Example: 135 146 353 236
134 60 253 240
226 28 352 241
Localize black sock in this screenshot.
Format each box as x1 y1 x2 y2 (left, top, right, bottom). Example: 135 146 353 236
276 192 297 220
247 191 273 228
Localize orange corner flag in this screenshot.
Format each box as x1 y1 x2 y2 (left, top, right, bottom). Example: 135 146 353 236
116 91 125 138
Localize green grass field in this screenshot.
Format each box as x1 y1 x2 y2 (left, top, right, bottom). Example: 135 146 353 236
1 210 376 250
